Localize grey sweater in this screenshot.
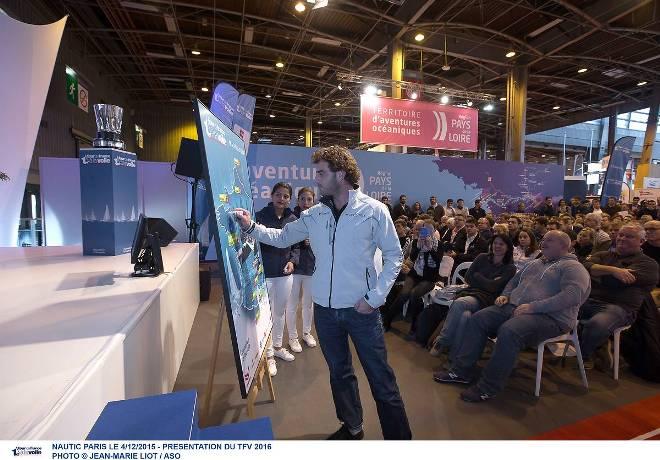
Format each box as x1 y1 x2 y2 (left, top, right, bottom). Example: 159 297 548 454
501 254 591 329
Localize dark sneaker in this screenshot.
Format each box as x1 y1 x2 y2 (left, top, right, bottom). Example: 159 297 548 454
327 425 364 440
593 343 613 373
433 370 470 385
582 358 594 370
460 386 493 403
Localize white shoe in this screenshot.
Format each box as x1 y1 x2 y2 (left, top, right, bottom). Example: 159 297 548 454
302 333 317 348
289 338 303 353
273 347 295 362
267 358 277 377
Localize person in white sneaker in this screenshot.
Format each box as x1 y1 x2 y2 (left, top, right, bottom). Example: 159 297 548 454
287 187 318 353
256 182 298 376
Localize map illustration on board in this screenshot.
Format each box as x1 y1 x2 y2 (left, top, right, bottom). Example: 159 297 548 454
194 100 272 398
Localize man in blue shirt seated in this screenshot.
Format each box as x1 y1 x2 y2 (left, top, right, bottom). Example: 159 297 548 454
433 231 591 402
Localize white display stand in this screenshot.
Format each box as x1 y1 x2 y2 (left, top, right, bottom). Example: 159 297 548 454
0 243 200 439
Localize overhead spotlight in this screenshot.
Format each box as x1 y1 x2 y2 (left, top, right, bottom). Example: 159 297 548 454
252 131 257 134
376 89 384 96
499 97 507 101
337 84 342 90
365 85 377 95
505 50 516 58
442 64 451 71
191 50 201 55
201 87 209 92
466 100 473 107
553 106 560 110
269 114 276 118
265 94 272 98
290 142 295 145
294 2 306 12
334 102 341 106
440 95 449 104
410 92 418 100
414 33 425 42
275 60 285 68
317 120 323 125
484 104 494 111
345 138 350 141
638 81 648 86
541 154 546 158
578 68 588 73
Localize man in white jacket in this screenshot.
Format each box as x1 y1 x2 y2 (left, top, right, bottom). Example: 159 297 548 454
234 146 410 440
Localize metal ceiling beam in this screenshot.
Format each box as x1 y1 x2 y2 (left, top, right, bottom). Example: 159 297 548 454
551 54 660 78
551 0 604 29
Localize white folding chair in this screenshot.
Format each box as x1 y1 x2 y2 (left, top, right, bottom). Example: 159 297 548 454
612 325 631 381
451 262 472 285
535 323 588 397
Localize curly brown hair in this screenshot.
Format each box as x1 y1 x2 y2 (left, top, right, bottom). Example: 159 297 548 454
311 145 361 187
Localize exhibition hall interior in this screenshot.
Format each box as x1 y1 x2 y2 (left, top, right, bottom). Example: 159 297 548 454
3 0 660 445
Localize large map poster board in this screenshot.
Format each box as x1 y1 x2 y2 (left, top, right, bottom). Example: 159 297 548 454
193 100 272 398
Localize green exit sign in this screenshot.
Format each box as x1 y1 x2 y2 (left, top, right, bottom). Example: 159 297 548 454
66 66 78 106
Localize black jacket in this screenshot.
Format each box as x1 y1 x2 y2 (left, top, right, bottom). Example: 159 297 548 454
255 204 297 278
392 203 411 220
291 206 316 276
469 207 486 219
622 295 660 382
456 253 517 307
455 234 489 262
447 227 468 253
535 203 556 217
409 240 444 282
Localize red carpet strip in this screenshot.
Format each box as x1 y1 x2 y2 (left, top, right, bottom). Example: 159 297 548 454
532 394 660 440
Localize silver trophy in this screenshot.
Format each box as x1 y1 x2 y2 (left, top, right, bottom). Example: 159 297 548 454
93 104 125 149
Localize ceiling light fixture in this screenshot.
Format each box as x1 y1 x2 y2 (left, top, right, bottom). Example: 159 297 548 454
311 36 342 47
265 94 271 98
376 89 384 96
505 51 516 58
201 87 209 92
484 104 494 111
295 2 306 12
317 121 323 125
269 114 275 118
275 60 285 68
440 95 449 104
466 100 473 107
191 50 201 55
411 92 418 100
414 33 425 42
334 102 341 106
638 81 648 86
499 97 506 101
337 84 342 90
553 105 560 110
578 68 588 73
345 138 350 141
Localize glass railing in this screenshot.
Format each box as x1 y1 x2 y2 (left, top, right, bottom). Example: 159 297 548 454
17 218 44 247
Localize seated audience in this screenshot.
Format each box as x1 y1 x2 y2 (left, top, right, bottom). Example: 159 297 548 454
559 216 578 242
428 235 516 359
380 196 392 214
469 199 487 219
392 194 411 220
602 196 622 217
579 224 659 369
492 223 509 237
383 219 443 336
410 201 423 220
574 228 595 263
547 219 560 231
591 199 603 215
557 199 571 216
642 220 660 273
478 217 493 241
536 196 556 217
443 214 467 253
638 199 658 220
454 198 469 218
533 216 548 242
433 231 591 402
507 216 521 242
584 212 612 254
449 217 489 274
444 199 456 217
512 229 541 270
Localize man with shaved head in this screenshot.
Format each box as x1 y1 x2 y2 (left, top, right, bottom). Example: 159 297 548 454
434 231 591 402
579 224 658 370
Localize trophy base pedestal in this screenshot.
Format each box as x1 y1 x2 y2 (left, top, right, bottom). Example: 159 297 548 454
93 139 125 150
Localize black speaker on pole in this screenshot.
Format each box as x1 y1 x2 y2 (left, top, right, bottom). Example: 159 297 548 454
175 137 210 301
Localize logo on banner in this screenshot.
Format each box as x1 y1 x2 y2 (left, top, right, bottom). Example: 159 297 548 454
432 111 447 141
12 447 42 457
81 154 111 165
203 115 227 145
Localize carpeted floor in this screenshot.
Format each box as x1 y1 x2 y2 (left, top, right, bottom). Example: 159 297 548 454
173 275 660 440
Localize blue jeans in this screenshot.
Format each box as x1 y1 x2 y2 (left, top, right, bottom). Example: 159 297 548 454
452 304 567 396
314 304 412 440
436 296 482 360
578 299 635 359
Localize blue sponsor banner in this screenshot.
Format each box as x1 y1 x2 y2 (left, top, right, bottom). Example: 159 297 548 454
193 99 271 398
246 144 564 214
80 148 138 255
600 136 635 208
232 93 256 149
210 82 239 128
